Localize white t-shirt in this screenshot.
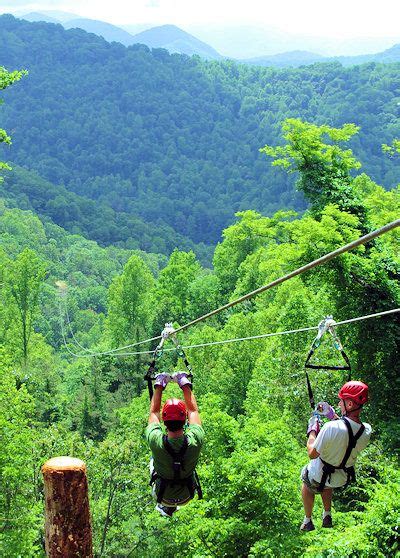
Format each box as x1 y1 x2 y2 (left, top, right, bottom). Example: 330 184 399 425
307 418 372 488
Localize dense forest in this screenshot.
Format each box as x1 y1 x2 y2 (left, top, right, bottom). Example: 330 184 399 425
1 57 399 556
0 22 399 558
0 15 400 260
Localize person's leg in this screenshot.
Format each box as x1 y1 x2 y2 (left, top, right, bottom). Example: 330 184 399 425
321 488 333 527
302 482 315 518
300 483 316 531
321 488 333 512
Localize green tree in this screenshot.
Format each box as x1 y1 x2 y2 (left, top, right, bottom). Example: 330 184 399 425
260 118 366 221
107 254 155 347
154 250 201 327
8 249 46 362
0 348 41 556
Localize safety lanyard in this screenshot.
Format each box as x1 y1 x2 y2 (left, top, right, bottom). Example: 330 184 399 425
304 316 351 408
144 322 193 400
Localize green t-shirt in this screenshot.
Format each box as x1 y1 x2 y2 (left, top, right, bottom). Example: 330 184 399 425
146 422 204 503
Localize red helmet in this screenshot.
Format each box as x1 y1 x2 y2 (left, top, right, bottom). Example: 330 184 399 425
162 399 187 422
338 381 369 405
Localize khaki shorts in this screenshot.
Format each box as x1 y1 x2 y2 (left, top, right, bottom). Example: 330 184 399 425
301 465 324 494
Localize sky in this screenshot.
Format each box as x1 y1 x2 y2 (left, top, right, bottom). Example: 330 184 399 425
2 0 400 38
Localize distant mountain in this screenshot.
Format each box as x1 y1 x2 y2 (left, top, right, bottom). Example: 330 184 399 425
243 50 323 67
130 24 222 59
334 43 400 66
241 44 400 68
64 18 135 46
20 12 60 24
15 13 221 59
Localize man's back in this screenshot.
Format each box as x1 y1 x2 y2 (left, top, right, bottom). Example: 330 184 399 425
308 418 371 487
146 422 204 501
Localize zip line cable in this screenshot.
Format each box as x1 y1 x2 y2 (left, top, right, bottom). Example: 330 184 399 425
62 297 93 354
173 219 400 335
60 308 399 358
156 308 400 352
58 218 400 358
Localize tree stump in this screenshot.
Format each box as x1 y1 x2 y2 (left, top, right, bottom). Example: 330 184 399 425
42 456 93 558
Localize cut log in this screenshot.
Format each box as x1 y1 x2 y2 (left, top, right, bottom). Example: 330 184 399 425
42 456 93 558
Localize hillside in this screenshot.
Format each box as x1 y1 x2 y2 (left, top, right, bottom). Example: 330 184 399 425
0 166 210 259
17 12 220 57
19 12 60 24
0 15 400 255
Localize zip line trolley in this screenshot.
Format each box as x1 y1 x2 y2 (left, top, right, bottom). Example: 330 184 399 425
304 316 351 409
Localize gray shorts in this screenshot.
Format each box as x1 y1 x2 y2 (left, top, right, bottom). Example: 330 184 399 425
301 465 324 494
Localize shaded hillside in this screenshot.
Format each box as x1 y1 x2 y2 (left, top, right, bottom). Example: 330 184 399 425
0 166 211 260
0 15 400 252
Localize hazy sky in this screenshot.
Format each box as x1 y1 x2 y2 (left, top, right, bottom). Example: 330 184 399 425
2 0 400 39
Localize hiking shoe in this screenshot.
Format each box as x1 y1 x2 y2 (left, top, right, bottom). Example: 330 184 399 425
155 504 177 518
300 519 315 532
322 514 333 528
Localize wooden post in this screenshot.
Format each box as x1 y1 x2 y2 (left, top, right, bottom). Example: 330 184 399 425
42 456 93 558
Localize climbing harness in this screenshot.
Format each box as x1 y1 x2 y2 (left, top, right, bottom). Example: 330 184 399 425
317 417 365 492
149 434 203 503
144 323 193 400
304 316 351 409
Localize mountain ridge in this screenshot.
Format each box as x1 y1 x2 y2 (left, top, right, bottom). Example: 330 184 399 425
0 15 399 256
11 11 400 65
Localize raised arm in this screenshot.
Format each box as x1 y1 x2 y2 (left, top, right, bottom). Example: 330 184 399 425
181 385 202 426
148 385 163 424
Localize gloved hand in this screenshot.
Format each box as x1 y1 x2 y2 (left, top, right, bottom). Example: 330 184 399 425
171 372 192 390
154 373 171 390
307 414 321 437
316 401 336 420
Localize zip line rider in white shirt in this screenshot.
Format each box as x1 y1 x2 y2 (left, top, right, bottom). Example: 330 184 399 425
300 381 371 531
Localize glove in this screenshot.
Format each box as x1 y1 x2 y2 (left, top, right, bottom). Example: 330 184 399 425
154 373 171 390
307 414 321 437
171 372 192 390
316 401 336 420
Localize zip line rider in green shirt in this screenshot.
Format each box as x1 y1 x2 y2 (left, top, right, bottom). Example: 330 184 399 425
145 371 204 517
